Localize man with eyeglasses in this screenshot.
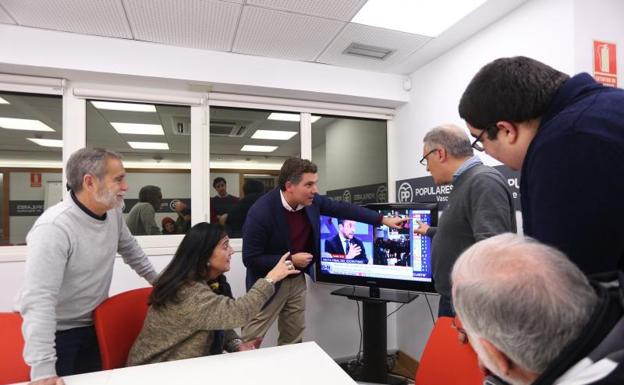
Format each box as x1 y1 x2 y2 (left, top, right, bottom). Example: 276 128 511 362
452 233 624 385
414 124 516 317
459 56 624 276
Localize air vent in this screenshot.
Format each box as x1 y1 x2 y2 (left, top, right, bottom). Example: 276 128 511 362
171 116 191 135
343 43 395 60
210 120 248 137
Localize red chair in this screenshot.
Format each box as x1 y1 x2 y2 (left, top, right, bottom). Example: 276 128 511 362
0 312 30 385
93 287 152 370
415 316 484 385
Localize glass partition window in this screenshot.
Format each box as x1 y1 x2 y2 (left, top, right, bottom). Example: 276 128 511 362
0 92 63 245
209 107 299 237
86 100 191 236
312 116 387 204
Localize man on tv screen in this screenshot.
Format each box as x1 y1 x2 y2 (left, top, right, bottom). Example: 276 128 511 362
324 219 368 264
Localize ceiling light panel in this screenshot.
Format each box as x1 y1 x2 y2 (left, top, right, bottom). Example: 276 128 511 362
268 113 321 123
124 0 241 51
352 0 487 37
0 0 132 38
27 138 63 148
111 123 164 135
0 117 54 132
233 6 345 61
91 101 156 112
252 130 298 140
241 145 278 152
128 141 170 150
246 0 367 21
0 7 15 24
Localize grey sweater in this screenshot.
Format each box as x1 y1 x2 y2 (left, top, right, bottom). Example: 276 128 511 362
127 278 274 366
18 195 158 381
126 202 160 235
427 164 516 298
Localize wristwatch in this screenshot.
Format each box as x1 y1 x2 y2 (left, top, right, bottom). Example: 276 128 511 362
265 277 275 285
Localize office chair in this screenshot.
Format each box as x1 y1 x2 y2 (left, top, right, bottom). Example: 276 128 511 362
93 287 152 369
0 312 30 385
415 316 484 385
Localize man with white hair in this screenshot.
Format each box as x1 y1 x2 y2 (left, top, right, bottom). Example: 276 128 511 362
19 148 158 385
452 233 624 385
415 124 516 316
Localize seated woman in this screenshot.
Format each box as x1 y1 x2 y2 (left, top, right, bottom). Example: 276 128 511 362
127 222 299 365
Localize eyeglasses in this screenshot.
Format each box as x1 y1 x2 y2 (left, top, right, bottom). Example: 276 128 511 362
471 129 487 152
419 148 439 166
451 316 468 344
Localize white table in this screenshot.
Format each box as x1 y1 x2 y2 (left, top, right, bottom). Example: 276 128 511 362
53 342 357 385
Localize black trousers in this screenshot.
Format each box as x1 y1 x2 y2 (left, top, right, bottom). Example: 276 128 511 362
55 325 102 376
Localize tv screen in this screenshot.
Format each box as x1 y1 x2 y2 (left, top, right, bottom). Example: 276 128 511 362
316 203 438 292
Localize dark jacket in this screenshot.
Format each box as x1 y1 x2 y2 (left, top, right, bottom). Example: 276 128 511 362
242 188 380 291
533 272 624 385
324 234 368 264
226 192 264 238
521 73 624 274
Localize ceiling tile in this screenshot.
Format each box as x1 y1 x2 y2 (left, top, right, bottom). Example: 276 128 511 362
0 0 132 38
233 6 345 61
124 0 241 51
317 23 431 72
246 0 366 21
0 4 15 24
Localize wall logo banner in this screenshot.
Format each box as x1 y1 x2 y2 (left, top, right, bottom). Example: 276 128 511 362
326 183 388 205
10 200 45 216
395 165 521 210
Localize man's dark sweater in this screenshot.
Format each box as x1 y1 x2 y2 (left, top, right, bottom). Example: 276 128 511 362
521 73 624 274
426 164 516 298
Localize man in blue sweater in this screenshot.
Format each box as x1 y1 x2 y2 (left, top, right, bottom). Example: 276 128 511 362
459 56 624 275
241 157 406 345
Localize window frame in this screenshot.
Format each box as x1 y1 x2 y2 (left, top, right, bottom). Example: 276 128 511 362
0 75 396 262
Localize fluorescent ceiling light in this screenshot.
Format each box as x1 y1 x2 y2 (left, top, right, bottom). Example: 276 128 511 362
91 101 157 112
111 122 164 135
267 113 321 123
241 145 278 153
251 130 298 140
352 0 487 37
128 141 169 150
0 117 54 132
0 97 9 104
27 138 63 148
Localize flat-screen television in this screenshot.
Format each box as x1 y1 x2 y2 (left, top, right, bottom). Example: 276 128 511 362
316 203 438 293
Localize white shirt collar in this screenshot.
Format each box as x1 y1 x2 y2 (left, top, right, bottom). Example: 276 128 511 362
279 190 305 212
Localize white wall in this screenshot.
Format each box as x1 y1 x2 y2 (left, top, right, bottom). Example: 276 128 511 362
573 0 624 80
0 24 408 108
392 0 575 359
325 119 387 191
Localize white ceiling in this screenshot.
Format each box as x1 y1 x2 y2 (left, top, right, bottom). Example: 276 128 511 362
0 0 527 74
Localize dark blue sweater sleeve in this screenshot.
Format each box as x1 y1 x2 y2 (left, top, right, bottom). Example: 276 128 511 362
316 195 381 225
524 134 624 274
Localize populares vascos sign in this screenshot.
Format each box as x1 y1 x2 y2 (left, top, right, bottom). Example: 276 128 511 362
326 183 388 205
395 165 521 210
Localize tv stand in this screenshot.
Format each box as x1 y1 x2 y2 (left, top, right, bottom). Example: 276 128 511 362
331 286 419 384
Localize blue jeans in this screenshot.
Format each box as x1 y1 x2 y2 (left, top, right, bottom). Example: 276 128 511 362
55 325 101 376
437 295 456 318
